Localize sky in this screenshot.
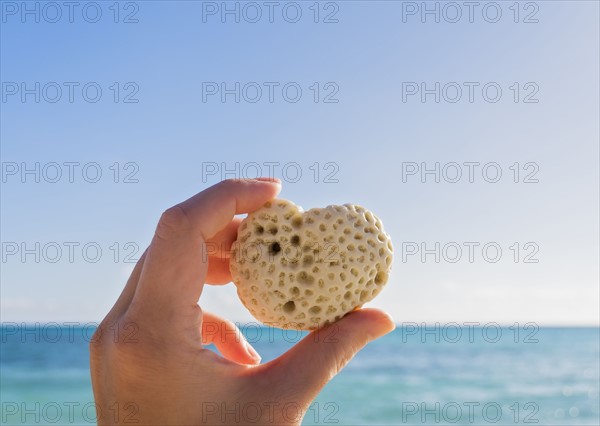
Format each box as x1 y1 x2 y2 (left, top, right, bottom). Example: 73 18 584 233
1 0 598 325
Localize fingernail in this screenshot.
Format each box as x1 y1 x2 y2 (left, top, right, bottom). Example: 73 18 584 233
244 340 262 363
380 312 396 335
385 312 396 330
254 177 281 184
369 312 396 340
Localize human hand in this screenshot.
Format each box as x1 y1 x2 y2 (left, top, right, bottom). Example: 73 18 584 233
90 178 395 425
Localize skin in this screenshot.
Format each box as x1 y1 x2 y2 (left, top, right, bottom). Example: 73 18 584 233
90 178 395 425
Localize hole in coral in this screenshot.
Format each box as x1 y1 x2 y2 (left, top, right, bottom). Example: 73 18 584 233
375 271 388 285
291 235 300 245
269 242 281 255
297 271 315 285
283 301 296 313
292 215 303 228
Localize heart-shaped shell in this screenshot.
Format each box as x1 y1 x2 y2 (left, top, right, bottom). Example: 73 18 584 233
230 199 393 330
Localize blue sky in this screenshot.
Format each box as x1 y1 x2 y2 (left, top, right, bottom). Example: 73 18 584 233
1 1 598 325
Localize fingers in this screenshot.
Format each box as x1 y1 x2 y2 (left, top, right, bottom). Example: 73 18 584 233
263 308 395 401
104 249 147 321
205 217 243 284
206 217 243 260
130 179 281 323
206 256 233 284
202 311 261 365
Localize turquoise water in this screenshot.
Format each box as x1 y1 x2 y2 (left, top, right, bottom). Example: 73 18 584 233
1 326 598 425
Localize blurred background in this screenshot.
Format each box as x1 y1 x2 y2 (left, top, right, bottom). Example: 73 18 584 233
1 1 599 424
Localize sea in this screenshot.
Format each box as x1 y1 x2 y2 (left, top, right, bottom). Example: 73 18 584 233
1 325 598 425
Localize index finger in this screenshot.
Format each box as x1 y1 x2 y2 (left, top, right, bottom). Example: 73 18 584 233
130 178 281 320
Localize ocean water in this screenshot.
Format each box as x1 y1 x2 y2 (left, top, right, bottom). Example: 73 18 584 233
1 326 598 425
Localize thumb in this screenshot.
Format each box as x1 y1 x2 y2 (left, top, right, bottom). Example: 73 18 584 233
265 308 395 402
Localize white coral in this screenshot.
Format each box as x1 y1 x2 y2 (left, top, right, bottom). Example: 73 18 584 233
230 199 393 330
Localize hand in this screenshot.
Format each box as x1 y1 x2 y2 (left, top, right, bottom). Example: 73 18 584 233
90 178 395 425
